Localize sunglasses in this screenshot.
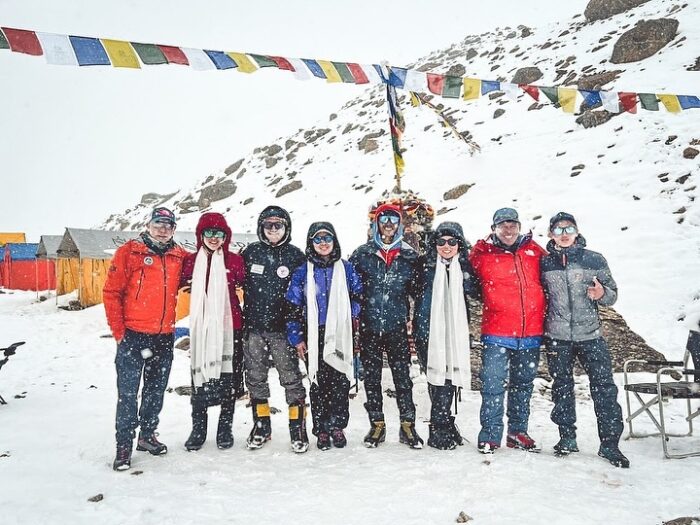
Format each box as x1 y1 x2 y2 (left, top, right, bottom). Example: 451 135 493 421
552 225 577 236
378 214 400 225
436 238 459 247
262 221 286 231
312 235 334 245
203 229 225 239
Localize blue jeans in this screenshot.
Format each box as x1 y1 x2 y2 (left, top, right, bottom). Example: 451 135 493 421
115 330 174 445
478 344 540 443
545 337 623 444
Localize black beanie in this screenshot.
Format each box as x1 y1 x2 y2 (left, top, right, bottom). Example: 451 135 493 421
549 212 577 231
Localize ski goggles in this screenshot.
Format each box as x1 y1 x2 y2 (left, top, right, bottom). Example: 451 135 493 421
312 234 334 245
203 229 226 239
262 220 286 231
378 214 400 225
551 225 577 236
436 238 459 247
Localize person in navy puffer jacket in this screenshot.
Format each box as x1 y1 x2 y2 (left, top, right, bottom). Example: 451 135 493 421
286 222 362 451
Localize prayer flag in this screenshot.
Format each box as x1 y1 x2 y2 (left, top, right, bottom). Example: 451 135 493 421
36 32 77 66
102 39 140 68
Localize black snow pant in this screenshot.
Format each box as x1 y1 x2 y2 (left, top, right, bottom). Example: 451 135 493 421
429 380 456 426
306 326 350 436
687 330 700 383
360 327 416 422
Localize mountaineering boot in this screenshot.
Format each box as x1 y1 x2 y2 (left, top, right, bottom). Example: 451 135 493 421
448 416 465 446
598 443 630 468
427 422 457 451
317 431 331 451
288 401 309 454
506 432 540 452
553 437 579 457
399 420 424 449
363 420 386 448
112 442 132 471
136 432 168 455
217 400 235 449
185 406 208 451
246 398 272 450
330 428 347 448
477 441 500 454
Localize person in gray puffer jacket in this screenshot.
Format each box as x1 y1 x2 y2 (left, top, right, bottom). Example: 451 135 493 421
541 212 629 468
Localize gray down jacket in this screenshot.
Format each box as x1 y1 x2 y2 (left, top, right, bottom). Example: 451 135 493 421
540 236 617 342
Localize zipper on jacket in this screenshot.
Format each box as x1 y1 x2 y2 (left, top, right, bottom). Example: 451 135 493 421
563 256 574 340
513 252 527 338
159 254 167 333
135 268 145 301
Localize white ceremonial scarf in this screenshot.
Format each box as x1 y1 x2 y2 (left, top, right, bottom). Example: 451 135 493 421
427 258 471 389
306 260 354 384
189 248 234 388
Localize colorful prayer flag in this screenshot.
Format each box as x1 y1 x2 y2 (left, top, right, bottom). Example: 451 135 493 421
346 63 369 84
658 94 681 113
387 83 405 177
360 64 383 84
463 78 481 100
204 50 237 70
501 83 521 100
388 67 407 89
427 73 444 95
269 56 294 71
481 80 500 95
403 69 428 92
558 88 577 113
579 89 602 107
302 59 326 79
249 54 277 68
600 91 620 113
442 76 462 98
2 27 42 56
520 84 540 101
288 58 311 80
158 45 189 65
618 92 637 114
131 43 167 65
638 93 659 111
678 95 700 110
540 86 559 104
181 48 216 70
227 52 257 73
102 39 140 69
0 28 10 49
331 62 355 83
69 36 110 66
409 92 422 107
36 32 77 66
317 60 342 82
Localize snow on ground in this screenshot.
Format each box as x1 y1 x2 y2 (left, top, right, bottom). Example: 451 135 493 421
1 291 698 525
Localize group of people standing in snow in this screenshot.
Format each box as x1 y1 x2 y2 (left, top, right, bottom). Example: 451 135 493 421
103 202 632 472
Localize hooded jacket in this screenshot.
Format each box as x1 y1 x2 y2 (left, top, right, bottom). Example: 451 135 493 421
103 233 187 342
469 232 546 347
349 204 421 334
541 235 617 342
414 222 475 368
242 206 305 332
285 221 362 346
180 213 246 330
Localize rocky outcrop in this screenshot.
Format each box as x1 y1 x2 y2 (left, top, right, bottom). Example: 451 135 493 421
224 159 244 175
197 180 236 208
584 0 650 22
576 110 615 129
611 18 679 64
511 67 543 85
276 180 302 198
358 130 385 153
443 184 474 200
576 70 622 90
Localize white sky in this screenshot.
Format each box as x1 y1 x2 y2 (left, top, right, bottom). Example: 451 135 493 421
1 0 587 241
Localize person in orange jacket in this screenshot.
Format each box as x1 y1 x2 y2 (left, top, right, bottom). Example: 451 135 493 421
103 207 187 471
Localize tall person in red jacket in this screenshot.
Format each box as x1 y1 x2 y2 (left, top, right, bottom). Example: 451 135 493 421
103 207 187 471
180 213 245 452
469 207 546 454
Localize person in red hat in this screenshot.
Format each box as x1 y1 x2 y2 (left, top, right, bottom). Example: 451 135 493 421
179 213 245 452
104 207 187 471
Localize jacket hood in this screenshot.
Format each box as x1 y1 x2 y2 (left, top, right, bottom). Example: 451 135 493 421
372 203 403 250
426 221 470 264
305 221 341 266
257 205 292 246
195 212 233 253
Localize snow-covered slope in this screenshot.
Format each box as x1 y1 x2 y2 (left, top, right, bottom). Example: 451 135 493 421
103 0 700 356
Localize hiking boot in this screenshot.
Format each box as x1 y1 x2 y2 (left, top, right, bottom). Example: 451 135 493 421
553 437 579 457
216 401 235 450
363 420 386 448
246 399 272 450
112 443 132 471
477 441 500 454
289 402 309 454
136 433 168 455
506 432 540 452
427 423 457 451
399 421 424 449
448 417 465 446
598 444 630 468
317 431 331 451
185 407 208 451
330 428 347 449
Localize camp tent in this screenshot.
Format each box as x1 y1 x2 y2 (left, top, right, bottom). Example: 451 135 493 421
0 232 27 287
54 228 255 309
2 243 55 291
34 235 63 292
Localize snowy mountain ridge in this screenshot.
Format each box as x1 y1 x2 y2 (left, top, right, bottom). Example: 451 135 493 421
102 0 700 356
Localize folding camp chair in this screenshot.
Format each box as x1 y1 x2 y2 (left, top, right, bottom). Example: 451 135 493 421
623 350 700 459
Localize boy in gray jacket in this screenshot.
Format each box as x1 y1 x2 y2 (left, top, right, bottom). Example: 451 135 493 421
541 212 629 468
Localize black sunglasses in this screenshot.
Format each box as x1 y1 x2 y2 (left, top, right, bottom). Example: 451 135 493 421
436 238 459 247
262 221 286 231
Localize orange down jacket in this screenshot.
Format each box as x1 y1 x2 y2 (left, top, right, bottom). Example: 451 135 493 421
103 237 187 341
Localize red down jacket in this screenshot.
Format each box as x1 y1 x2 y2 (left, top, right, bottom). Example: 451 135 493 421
469 234 546 339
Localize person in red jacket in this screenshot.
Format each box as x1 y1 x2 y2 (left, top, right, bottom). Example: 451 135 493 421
103 207 187 471
469 207 546 454
179 213 245 452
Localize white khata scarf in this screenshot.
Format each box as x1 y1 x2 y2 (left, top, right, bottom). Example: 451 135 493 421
306 260 354 384
427 258 471 389
189 248 234 388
